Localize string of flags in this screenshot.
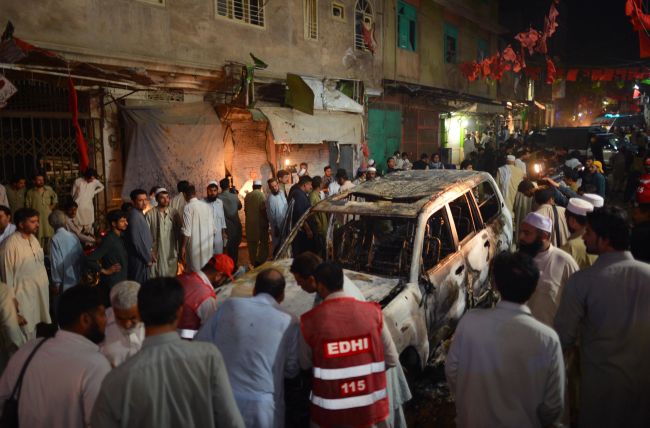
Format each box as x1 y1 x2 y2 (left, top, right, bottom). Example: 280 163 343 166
459 0 560 83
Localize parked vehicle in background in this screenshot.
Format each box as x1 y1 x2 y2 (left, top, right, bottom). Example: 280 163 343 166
592 113 646 133
215 170 513 370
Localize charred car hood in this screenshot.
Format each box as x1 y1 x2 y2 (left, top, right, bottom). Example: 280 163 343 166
215 259 403 318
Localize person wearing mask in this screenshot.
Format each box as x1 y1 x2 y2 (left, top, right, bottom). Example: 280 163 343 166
561 198 597 269
100 280 144 367
518 212 579 326
0 286 111 428
0 205 16 246
91 277 245 428
146 188 180 278
196 269 300 428
299 262 398 428
71 168 104 231
0 208 51 339
534 186 570 248
244 180 269 268
125 189 154 284
25 172 58 249
176 254 233 339
218 177 243 267
267 178 288 256
446 251 565 428
49 210 84 294
555 207 650 427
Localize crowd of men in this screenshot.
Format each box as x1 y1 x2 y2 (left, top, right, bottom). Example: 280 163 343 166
0 126 649 427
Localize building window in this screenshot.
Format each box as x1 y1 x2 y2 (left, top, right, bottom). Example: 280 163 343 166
477 38 488 62
216 0 265 27
136 0 165 5
444 23 458 63
397 1 416 52
332 2 345 21
304 0 318 40
355 0 375 52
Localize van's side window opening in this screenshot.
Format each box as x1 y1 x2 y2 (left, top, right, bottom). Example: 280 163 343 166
422 208 455 270
448 193 477 243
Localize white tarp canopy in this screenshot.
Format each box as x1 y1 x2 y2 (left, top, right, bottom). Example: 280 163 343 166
456 102 506 115
259 107 363 145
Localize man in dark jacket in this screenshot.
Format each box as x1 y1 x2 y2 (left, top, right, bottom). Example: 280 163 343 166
86 210 129 304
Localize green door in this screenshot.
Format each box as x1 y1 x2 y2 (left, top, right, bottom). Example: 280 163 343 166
368 109 402 174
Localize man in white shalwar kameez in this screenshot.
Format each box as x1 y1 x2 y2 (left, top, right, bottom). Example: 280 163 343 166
205 182 227 255
170 180 190 218
71 168 104 229
535 186 570 248
0 208 51 339
496 155 525 216
518 212 579 327
0 285 111 428
146 189 179 278
0 281 26 374
266 178 287 254
101 281 144 368
181 185 215 273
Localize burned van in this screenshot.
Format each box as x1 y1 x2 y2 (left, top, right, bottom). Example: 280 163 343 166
216 170 512 369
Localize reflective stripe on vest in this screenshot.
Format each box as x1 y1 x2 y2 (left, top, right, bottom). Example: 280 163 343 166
311 388 388 411
313 361 385 380
178 329 198 340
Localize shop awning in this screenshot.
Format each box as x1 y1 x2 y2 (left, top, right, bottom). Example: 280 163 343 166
456 102 506 115
259 107 363 145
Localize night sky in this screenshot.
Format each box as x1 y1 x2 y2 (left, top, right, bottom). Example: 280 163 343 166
499 0 644 67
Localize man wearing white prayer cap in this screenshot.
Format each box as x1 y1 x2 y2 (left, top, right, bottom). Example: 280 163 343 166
518 212 579 326
497 153 526 216
366 166 378 181
561 198 597 270
580 193 604 208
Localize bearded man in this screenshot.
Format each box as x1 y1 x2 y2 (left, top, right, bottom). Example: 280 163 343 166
518 212 579 327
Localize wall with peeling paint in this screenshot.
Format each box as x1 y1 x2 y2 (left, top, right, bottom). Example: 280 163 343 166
0 0 383 86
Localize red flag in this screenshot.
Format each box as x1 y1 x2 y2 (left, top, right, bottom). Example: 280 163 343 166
68 77 90 172
566 69 579 82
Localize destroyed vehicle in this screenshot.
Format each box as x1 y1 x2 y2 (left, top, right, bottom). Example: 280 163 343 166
216 170 512 370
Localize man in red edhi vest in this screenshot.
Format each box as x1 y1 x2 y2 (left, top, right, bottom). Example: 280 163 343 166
299 262 398 428
177 253 234 339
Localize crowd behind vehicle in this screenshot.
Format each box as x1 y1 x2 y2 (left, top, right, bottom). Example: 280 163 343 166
0 114 648 427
